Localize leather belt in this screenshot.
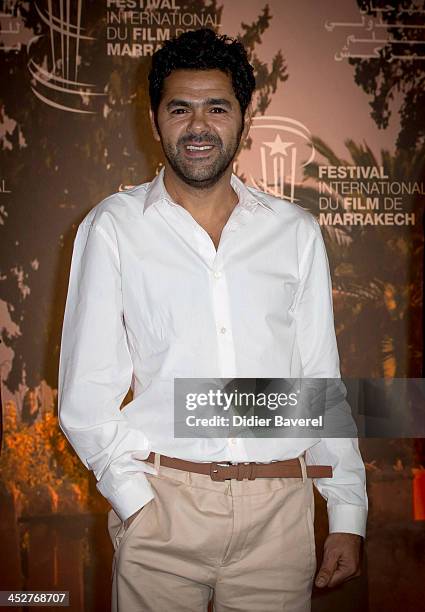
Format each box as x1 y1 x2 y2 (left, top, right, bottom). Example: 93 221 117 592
145 452 332 481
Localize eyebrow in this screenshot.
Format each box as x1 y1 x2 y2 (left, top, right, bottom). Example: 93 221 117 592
166 98 233 111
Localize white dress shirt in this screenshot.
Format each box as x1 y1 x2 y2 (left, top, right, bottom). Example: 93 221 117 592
58 167 368 535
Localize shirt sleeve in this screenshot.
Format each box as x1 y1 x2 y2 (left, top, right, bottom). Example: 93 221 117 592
58 212 155 522
292 216 368 538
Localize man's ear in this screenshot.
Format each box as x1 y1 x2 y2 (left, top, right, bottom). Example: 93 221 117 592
241 103 253 143
149 108 161 142
236 104 253 157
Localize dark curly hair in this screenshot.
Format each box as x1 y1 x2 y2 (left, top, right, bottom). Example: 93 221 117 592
148 28 256 128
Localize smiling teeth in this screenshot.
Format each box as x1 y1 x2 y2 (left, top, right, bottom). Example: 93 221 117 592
186 145 213 150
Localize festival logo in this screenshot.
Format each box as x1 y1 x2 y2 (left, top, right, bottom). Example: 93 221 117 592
26 1 104 114
248 115 315 203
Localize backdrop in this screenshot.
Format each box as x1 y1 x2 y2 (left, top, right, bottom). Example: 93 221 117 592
0 1 424 611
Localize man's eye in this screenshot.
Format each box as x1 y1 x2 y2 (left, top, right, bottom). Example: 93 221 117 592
210 107 226 113
171 109 187 114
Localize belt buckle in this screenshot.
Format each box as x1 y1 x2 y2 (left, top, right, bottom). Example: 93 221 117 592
210 462 228 481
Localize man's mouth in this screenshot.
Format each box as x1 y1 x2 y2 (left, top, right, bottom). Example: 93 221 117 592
183 143 215 157
185 144 214 151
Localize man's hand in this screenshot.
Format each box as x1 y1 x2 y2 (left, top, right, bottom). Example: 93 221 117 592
123 506 143 531
315 532 362 589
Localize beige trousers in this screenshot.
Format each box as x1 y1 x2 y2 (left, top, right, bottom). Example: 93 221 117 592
108 454 316 612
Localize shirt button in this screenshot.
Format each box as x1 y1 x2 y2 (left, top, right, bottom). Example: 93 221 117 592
220 327 227 334
213 271 222 279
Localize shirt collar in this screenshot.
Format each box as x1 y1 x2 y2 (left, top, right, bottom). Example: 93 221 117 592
142 167 276 215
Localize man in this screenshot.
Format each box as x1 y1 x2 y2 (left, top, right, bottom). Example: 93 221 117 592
58 28 367 611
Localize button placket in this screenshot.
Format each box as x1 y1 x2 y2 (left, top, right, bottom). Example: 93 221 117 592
210 263 236 377
227 438 250 462
194 226 216 266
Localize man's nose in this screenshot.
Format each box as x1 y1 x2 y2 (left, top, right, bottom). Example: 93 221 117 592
188 108 210 131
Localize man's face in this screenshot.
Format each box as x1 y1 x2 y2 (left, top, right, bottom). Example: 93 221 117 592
150 69 250 189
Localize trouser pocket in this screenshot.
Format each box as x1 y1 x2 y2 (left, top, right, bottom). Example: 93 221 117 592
109 499 155 579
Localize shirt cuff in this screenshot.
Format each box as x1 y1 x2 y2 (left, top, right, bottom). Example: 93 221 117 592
328 503 368 538
96 472 155 522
